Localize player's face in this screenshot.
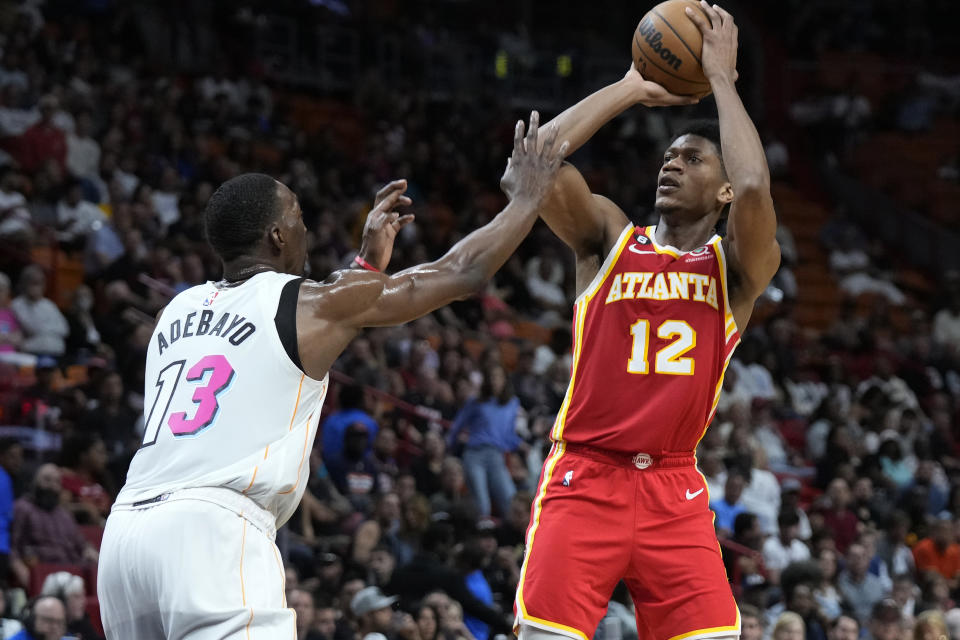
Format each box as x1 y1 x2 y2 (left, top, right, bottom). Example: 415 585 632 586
655 134 731 217
276 182 308 276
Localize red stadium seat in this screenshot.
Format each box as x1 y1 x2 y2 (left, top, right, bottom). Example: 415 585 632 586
79 524 105 551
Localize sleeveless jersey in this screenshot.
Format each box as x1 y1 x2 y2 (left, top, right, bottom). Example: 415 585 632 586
116 271 329 527
552 224 740 453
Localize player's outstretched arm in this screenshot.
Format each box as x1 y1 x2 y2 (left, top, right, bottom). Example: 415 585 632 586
688 1 780 327
537 67 695 259
294 112 567 380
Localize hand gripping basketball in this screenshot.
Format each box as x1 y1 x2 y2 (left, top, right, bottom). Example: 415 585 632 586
685 1 739 84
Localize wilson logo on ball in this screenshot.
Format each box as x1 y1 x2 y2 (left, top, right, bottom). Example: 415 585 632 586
636 17 682 71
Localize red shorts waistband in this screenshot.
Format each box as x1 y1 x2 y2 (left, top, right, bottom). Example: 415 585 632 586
562 442 696 470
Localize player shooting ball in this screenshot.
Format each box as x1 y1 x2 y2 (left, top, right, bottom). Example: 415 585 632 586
514 2 779 640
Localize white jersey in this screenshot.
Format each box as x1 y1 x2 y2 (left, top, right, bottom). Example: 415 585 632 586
116 271 328 527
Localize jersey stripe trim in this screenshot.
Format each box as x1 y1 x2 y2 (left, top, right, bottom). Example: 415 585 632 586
288 375 305 431
516 443 588 640
713 238 741 339
277 411 316 495
553 229 632 441
667 607 740 640
573 223 634 306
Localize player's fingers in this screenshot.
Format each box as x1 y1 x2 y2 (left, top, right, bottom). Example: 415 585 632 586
513 119 525 156
713 4 734 25
376 189 404 212
398 195 413 208
684 5 710 32
396 214 416 228
699 0 721 27
540 122 559 157
525 110 540 152
374 179 406 203
553 141 570 167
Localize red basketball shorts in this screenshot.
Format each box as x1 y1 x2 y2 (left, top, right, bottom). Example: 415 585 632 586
514 442 740 640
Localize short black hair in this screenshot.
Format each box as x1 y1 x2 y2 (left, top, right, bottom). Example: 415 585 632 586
670 119 726 176
204 173 283 261
778 509 801 529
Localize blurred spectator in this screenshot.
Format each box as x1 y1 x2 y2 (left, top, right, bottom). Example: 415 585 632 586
65 111 100 183
0 272 23 353
912 517 960 588
763 511 812 585
890 573 918 624
932 291 960 358
11 266 68 358
14 95 66 174
78 372 138 476
827 614 858 640
9 594 67 640
710 468 748 538
865 599 903 640
913 609 949 640
447 365 521 518
58 433 112 526
0 438 22 580
411 431 446 497
739 604 765 640
56 180 105 248
64 285 100 363
837 542 887 624
0 167 31 245
327 423 379 512
814 548 843 621
781 479 812 541
40 570 103 640
818 479 859 554
322 385 378 464
10 464 98 586
772 611 804 640
0 587 23 636
289 588 326 640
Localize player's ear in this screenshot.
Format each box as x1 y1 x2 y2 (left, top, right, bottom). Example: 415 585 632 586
268 222 284 254
718 182 734 206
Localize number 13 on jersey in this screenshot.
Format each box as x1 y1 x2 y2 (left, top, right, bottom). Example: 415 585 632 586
627 319 696 375
141 354 237 447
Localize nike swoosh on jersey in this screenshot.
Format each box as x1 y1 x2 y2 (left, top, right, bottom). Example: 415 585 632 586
685 488 704 500
628 244 657 255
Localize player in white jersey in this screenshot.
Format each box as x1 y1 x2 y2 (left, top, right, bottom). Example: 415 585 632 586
97 113 568 639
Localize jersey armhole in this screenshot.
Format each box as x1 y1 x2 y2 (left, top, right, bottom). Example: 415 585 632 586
274 277 305 373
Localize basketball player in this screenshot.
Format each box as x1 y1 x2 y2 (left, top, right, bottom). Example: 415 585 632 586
97 112 567 639
514 4 779 640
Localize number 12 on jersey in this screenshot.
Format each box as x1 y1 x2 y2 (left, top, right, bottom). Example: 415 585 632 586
627 319 696 375
141 354 236 447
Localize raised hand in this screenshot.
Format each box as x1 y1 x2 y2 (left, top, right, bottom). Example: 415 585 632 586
685 1 739 85
623 62 701 107
499 111 569 207
357 179 415 272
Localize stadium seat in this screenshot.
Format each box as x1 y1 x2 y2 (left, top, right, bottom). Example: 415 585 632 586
79 524 105 551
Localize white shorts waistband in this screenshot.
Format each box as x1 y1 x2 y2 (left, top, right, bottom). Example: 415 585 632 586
117 487 276 539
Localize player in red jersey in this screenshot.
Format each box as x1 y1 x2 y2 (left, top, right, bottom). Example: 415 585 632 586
514 4 780 640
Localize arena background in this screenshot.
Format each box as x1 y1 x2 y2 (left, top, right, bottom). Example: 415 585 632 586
0 0 957 638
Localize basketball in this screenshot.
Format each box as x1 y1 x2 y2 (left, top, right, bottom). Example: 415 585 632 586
632 0 712 97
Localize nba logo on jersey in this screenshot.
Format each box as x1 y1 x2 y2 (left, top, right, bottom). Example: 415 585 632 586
202 290 220 307
636 235 649 244
562 470 574 486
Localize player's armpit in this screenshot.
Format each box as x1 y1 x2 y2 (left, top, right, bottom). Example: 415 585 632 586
540 163 629 259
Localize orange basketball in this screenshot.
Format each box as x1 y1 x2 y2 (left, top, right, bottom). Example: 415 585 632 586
632 0 712 97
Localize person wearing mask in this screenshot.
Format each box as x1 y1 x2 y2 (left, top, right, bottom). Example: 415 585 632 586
58 433 113 526
327 423 379 512
446 365 522 518
9 464 98 587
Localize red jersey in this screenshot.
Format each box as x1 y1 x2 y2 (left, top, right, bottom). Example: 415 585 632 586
552 224 740 453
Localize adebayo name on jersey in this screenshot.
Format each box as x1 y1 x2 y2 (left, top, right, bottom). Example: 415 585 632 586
156 310 257 355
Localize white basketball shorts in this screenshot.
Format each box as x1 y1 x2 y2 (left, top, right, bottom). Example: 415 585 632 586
98 487 293 639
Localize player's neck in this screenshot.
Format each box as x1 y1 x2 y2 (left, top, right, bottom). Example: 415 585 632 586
221 256 279 283
653 215 717 252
